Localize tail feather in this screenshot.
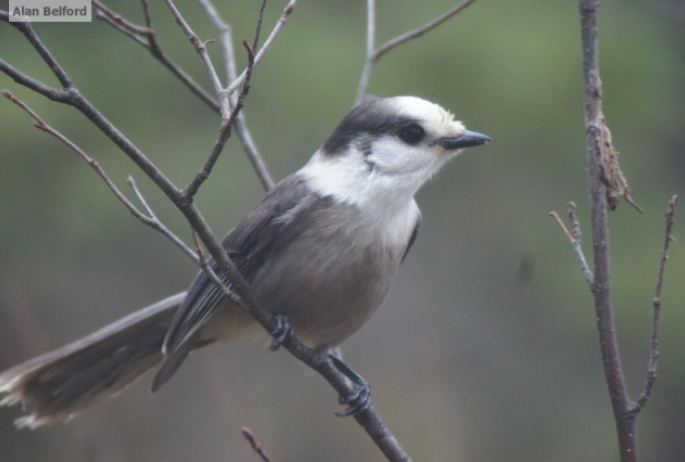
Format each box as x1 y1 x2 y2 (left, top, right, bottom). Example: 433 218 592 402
0 293 185 429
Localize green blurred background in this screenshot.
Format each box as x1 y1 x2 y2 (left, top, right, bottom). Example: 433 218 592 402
1 1 684 460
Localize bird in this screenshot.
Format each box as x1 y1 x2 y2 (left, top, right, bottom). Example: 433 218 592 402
0 96 490 429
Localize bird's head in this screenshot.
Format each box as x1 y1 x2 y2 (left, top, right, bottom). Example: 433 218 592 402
302 96 491 208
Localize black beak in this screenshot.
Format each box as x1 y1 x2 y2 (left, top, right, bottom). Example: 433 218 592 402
434 130 492 150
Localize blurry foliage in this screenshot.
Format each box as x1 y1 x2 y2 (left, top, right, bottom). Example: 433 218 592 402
1 1 684 461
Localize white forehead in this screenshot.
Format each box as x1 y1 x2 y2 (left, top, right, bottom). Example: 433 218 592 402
385 96 465 136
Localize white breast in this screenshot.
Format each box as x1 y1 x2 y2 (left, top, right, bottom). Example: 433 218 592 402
299 150 421 251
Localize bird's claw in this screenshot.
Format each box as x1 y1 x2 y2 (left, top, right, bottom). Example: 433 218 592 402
330 354 371 417
269 314 294 351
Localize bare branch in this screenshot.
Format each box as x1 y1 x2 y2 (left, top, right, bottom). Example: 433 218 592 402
354 0 376 106
196 0 236 83
0 14 72 101
197 0 275 190
251 0 268 53
96 0 275 191
635 194 678 412
375 0 478 62
97 0 274 190
549 202 594 286
127 176 200 263
182 38 259 199
0 89 199 264
1 90 143 217
566 203 594 285
241 427 273 462
93 0 151 38
0 11 253 350
1 11 258 339
226 0 297 94
94 1 220 112
548 211 574 243
4 19 72 89
162 0 229 117
234 115 275 191
355 0 478 104
0 57 69 101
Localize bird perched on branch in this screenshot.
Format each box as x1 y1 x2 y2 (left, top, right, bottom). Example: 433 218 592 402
0 96 490 428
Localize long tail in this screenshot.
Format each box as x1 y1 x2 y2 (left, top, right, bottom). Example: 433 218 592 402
0 293 185 429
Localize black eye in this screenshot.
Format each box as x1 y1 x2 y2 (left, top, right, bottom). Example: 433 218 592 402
397 124 425 145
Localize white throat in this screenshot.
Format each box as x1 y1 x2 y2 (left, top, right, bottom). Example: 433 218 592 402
299 150 421 249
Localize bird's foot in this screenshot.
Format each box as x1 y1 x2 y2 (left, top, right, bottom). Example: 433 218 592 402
269 314 294 351
329 354 371 417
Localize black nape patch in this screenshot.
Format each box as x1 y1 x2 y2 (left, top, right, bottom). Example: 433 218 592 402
322 99 420 156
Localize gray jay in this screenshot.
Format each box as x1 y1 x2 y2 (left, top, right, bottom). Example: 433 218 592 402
0 96 490 428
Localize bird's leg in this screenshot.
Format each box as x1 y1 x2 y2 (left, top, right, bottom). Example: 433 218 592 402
268 314 294 351
329 354 371 417
328 346 344 362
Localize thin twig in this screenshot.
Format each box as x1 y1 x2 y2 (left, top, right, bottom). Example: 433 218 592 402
6 20 72 89
251 0 268 53
226 0 297 94
182 37 258 199
0 89 200 262
234 118 275 191
1 90 141 215
162 0 229 117
235 0 274 190
1 13 253 346
635 194 678 412
354 0 376 105
241 427 273 462
127 176 200 263
93 0 151 37
374 0 478 61
94 1 220 112
0 89 199 263
354 0 478 104
548 211 574 243
95 0 274 190
197 0 275 190
549 203 594 286
0 57 69 101
567 202 594 285
196 0 236 84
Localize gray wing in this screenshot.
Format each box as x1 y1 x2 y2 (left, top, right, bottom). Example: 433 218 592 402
161 175 316 357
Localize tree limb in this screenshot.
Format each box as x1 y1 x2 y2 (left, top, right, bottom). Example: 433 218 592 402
94 0 220 111
225 0 297 95
576 1 679 460
635 195 678 412
182 38 257 200
579 1 637 459
1 89 200 265
197 0 275 190
549 202 594 286
93 0 275 190
354 0 478 105
162 0 229 117
241 427 273 462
